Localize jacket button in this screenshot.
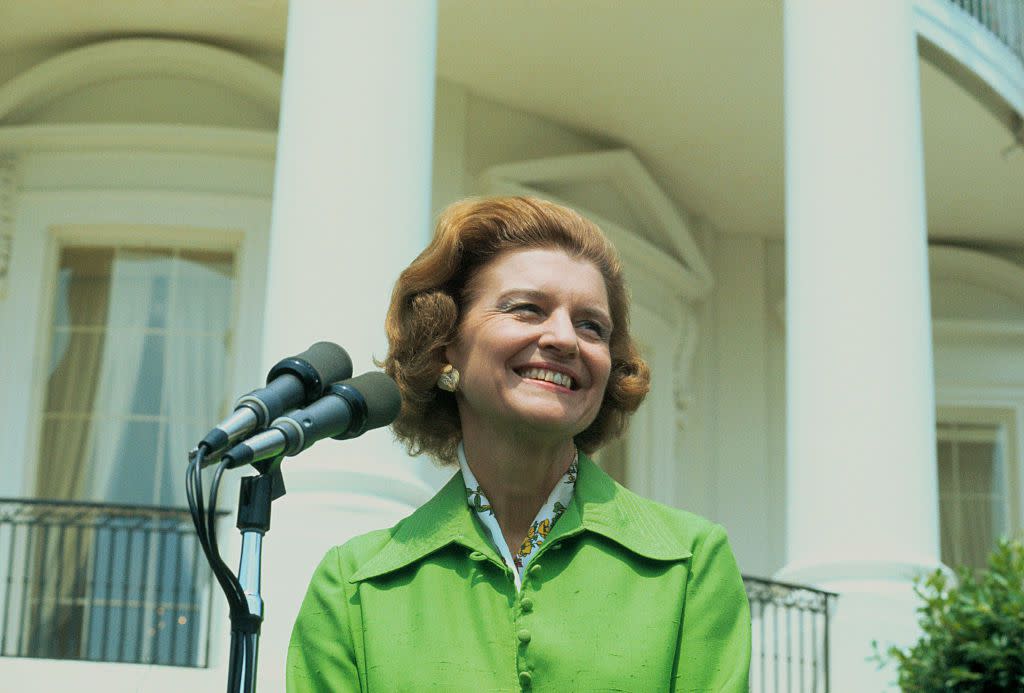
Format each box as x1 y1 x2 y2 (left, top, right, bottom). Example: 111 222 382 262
519 671 532 688
469 551 487 561
520 597 534 612
517 629 531 644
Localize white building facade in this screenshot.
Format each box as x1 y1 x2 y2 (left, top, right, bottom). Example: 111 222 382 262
0 1 1022 691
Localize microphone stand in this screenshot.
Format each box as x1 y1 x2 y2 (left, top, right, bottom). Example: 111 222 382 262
228 459 286 693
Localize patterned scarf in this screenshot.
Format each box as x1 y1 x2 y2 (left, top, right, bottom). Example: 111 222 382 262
458 442 578 591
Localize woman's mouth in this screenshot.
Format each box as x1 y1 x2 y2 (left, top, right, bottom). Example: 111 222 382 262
516 367 576 390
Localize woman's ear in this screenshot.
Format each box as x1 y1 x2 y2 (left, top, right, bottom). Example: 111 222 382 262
443 342 458 368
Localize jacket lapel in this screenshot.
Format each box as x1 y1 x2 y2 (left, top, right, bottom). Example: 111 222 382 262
546 455 693 562
349 470 504 583
350 453 692 584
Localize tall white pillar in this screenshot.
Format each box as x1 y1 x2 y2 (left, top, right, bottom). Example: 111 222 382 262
251 2 440 690
782 1 942 690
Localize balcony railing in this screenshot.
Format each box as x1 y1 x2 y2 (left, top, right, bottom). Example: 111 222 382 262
950 0 1024 65
0 497 218 667
744 575 837 693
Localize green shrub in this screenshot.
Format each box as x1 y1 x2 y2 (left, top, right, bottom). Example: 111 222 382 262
875 539 1024 691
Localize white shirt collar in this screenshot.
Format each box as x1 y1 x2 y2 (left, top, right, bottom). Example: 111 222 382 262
458 441 578 591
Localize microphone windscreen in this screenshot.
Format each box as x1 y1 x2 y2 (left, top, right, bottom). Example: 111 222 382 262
300 341 353 383
344 371 402 430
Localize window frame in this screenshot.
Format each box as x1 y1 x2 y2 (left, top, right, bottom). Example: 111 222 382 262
39 238 239 506
936 404 1022 566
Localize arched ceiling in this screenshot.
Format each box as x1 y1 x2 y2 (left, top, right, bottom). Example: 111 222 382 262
0 0 1020 241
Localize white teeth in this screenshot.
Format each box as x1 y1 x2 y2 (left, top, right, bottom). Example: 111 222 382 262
520 367 574 389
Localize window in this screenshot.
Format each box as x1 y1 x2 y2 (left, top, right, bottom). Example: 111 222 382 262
41 246 235 506
937 419 1014 572
5 244 235 666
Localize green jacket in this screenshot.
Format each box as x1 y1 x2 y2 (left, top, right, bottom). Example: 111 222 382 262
287 455 751 692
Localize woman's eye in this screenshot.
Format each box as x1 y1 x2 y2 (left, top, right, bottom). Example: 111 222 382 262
506 302 542 316
577 320 608 340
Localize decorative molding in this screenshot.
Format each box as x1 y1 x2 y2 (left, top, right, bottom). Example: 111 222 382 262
775 556 953 589
929 244 1024 304
0 124 277 157
0 153 16 299
914 0 1024 131
933 319 1024 342
673 309 699 431
776 245 1024 329
0 38 282 124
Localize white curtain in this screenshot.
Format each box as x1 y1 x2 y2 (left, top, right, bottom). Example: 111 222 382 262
937 433 1007 572
37 261 110 501
77 251 160 661
85 251 160 502
163 253 232 506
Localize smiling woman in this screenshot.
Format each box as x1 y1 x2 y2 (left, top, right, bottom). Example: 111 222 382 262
287 197 751 692
384 196 648 466
448 250 612 450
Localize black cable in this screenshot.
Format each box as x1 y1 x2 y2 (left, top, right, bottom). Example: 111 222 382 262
186 451 207 547
187 444 262 690
207 458 229 561
243 631 255 693
206 458 247 612
187 446 246 613
192 448 207 540
226 628 243 692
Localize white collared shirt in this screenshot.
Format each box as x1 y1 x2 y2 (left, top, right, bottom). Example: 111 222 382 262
458 442 578 590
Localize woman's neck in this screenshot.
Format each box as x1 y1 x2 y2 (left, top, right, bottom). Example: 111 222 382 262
461 429 576 555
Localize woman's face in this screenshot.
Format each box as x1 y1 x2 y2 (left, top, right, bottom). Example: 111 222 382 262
446 247 613 445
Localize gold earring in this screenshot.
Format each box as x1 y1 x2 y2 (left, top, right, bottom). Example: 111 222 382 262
437 364 460 392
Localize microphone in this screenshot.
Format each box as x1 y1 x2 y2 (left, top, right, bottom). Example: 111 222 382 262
221 371 402 470
198 341 353 463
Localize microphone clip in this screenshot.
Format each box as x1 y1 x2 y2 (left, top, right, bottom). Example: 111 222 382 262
236 467 286 533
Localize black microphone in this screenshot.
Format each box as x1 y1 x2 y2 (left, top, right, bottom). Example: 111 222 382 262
221 371 402 470
198 341 353 464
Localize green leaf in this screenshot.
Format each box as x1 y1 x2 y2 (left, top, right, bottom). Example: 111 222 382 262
877 538 1024 690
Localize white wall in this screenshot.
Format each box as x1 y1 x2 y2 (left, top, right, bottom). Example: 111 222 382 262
690 230 788 578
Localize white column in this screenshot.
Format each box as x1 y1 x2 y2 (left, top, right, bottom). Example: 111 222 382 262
782 1 941 690
251 2 440 690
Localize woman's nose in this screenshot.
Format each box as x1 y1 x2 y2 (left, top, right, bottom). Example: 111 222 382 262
538 311 578 356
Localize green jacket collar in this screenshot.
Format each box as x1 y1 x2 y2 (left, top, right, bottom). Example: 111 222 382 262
349 454 692 584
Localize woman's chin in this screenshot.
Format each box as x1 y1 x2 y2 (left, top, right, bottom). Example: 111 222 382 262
501 403 592 440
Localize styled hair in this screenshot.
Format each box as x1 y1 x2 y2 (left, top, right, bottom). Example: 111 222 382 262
384 196 650 465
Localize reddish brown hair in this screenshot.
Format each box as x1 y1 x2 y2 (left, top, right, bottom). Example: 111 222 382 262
384 196 650 465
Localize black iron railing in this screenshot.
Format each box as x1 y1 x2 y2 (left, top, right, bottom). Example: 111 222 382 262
0 497 220 667
744 575 837 693
949 0 1024 65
